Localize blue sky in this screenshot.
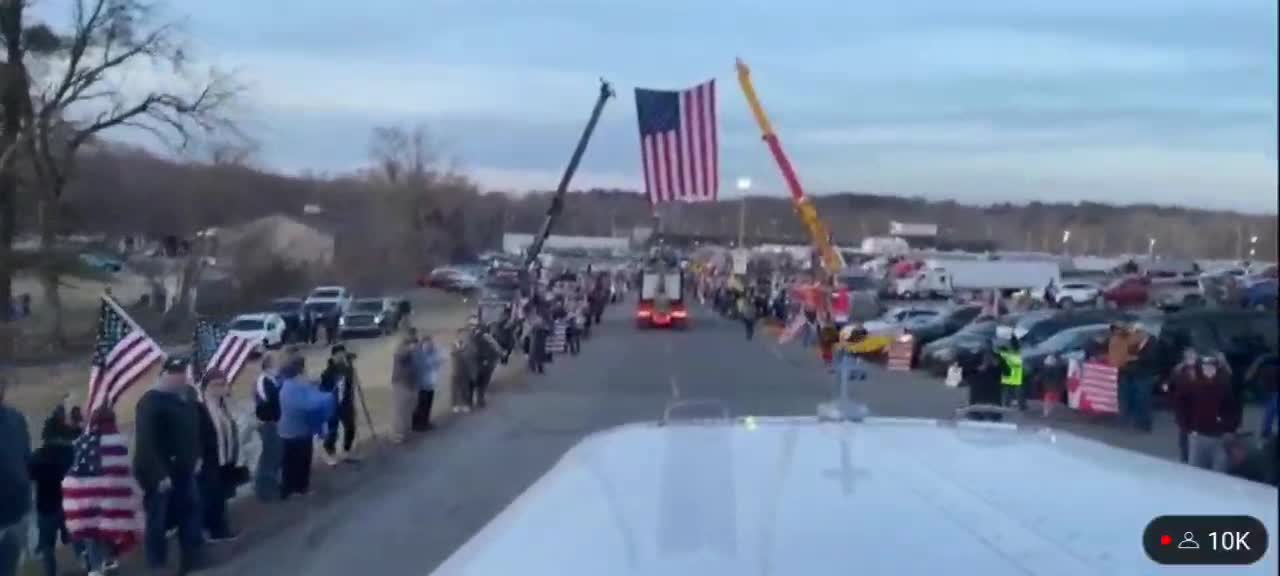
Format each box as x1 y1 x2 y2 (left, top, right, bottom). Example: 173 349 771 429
60 0 1280 211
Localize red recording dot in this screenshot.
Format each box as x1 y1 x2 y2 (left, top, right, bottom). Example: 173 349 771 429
1160 535 1173 546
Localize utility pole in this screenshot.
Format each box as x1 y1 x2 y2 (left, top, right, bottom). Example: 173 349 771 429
736 177 751 247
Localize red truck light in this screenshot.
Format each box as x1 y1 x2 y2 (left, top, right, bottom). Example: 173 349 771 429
671 309 688 319
636 309 652 318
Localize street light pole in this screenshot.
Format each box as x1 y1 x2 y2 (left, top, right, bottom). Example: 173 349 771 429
1148 237 1157 259
736 177 752 247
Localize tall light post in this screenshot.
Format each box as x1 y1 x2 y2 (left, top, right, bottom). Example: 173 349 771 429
1148 237 1157 259
736 177 751 247
1061 229 1071 255
1249 234 1258 259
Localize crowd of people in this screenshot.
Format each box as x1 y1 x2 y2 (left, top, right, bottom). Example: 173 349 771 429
0 307 506 576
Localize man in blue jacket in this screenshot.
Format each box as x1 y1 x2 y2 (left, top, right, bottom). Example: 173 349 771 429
0 367 32 576
277 354 335 499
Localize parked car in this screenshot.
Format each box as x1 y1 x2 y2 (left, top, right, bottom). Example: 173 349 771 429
1241 278 1277 311
339 298 399 336
423 267 482 293
1020 323 1112 396
228 313 287 354
79 253 124 273
1149 277 1205 311
304 286 352 323
1051 281 1101 308
919 319 1000 376
840 306 944 357
1101 275 1149 308
1015 309 1134 349
903 304 986 364
267 297 305 342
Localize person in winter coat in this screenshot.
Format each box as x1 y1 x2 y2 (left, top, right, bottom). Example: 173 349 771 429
1036 353 1068 417
320 346 359 464
1174 354 1240 472
961 343 1007 421
390 331 420 442
0 367 32 576
252 354 283 501
471 326 504 409
277 356 335 499
133 357 204 573
412 336 443 431
527 314 548 374
196 370 242 542
28 407 76 576
1120 327 1162 432
451 330 478 411
739 295 757 340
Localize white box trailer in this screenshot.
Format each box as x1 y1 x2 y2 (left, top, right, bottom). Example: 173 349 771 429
928 259 1061 294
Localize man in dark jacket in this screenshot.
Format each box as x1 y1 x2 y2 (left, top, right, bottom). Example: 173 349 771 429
961 343 1006 421
0 368 32 576
133 357 204 574
1174 355 1239 472
320 345 359 464
470 326 503 409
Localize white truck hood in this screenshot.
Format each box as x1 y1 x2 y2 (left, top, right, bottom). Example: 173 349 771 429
432 418 1277 576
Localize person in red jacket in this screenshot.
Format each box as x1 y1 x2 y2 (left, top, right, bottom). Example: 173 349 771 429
1174 354 1240 473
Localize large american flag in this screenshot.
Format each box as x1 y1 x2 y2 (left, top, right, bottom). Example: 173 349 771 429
635 80 718 204
85 298 164 414
1070 360 1119 414
61 416 143 552
192 318 253 384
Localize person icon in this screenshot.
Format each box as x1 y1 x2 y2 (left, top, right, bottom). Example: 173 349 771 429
1178 532 1200 550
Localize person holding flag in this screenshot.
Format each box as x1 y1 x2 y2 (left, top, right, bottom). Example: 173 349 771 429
62 406 142 576
196 369 244 542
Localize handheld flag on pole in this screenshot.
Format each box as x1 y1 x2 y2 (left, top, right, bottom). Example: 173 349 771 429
85 296 164 414
191 318 253 384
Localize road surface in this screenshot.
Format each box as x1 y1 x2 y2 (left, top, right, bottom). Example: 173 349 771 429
204 298 1225 576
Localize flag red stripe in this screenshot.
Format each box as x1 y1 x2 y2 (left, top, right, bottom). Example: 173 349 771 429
674 103 686 199
661 132 675 202
696 84 711 199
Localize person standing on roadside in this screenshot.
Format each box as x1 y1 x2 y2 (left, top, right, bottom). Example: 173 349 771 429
471 325 503 409
961 342 1006 421
195 370 242 543
451 329 477 410
1121 327 1162 432
277 355 334 499
390 329 420 442
1106 323 1137 419
0 367 32 576
1170 348 1200 462
320 345 359 465
133 357 204 574
413 336 442 431
1174 355 1240 472
527 313 548 375
739 292 757 340
252 354 283 501
29 407 77 576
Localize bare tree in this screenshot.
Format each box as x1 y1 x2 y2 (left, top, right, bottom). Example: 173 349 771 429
19 0 239 345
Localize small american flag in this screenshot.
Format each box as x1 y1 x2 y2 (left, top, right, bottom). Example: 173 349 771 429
85 298 164 414
192 318 253 384
635 80 718 203
1078 361 1119 414
62 416 143 552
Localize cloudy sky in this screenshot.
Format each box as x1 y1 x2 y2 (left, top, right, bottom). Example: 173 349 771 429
57 0 1280 212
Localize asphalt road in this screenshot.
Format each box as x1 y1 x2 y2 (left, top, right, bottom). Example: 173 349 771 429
203 297 1238 576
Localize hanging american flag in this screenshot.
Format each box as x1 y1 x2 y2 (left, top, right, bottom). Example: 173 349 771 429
85 298 164 414
192 318 253 384
61 416 143 552
636 80 718 204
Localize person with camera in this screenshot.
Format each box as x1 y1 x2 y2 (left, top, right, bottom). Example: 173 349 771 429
320 345 360 465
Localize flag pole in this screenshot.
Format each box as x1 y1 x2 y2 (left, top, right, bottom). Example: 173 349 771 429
352 370 380 443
